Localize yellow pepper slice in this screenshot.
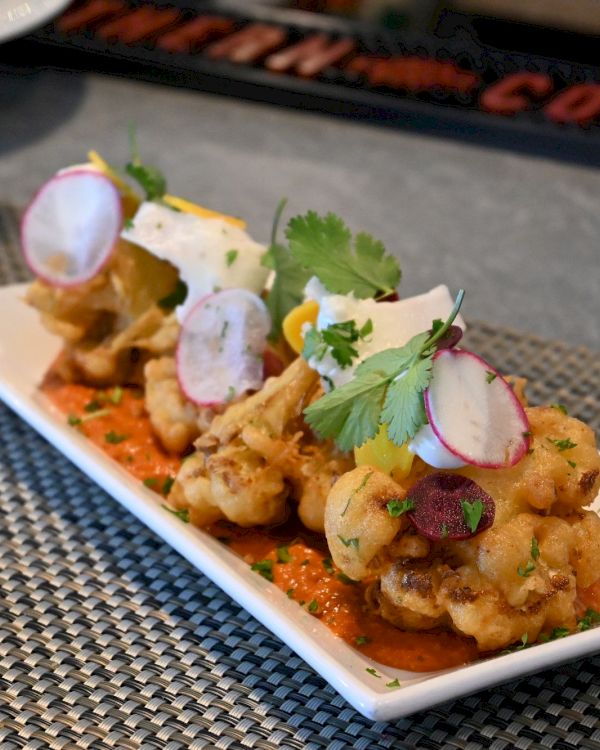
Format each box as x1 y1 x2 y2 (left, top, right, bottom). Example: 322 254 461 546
162 194 246 229
354 425 414 480
282 300 320 354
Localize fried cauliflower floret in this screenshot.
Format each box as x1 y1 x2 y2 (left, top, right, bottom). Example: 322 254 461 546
324 407 600 651
325 466 409 580
144 356 216 454
171 358 352 530
27 240 181 385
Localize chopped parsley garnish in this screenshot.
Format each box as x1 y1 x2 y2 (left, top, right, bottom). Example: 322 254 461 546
567 459 577 469
531 536 540 561
286 588 295 599
538 627 569 643
336 572 357 585
158 279 188 310
67 414 81 426
225 249 238 267
355 635 370 646
125 125 167 201
303 290 465 450
143 477 158 488
550 403 568 415
307 599 319 612
301 559 310 566
516 633 529 650
109 386 123 405
341 469 373 516
460 499 484 534
251 560 274 582
386 678 401 689
68 408 112 426
338 536 359 549
84 399 103 413
547 437 577 452
162 476 175 496
105 431 128 444
123 218 134 230
517 560 536 578
366 668 381 678
322 557 334 575
303 318 373 370
276 545 292 563
287 211 401 299
161 504 189 523
387 498 415 517
578 609 600 631
485 370 497 384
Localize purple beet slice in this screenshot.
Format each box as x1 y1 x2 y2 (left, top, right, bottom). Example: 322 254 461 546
407 472 495 541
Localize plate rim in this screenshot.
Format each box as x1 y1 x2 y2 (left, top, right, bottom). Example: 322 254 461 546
0 0 71 44
1 281 599 722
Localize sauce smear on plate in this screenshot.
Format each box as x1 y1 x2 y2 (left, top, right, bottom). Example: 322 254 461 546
43 379 479 672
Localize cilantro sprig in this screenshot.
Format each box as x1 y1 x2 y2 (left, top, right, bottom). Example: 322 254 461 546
304 290 465 450
126 125 167 201
287 211 401 298
303 319 373 369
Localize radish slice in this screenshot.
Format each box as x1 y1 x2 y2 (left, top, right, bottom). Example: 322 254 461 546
424 349 530 469
21 169 122 287
176 288 271 407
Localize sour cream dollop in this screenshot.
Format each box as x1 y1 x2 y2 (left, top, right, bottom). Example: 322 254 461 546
122 202 269 321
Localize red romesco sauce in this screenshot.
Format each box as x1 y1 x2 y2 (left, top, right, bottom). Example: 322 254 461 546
43 378 479 672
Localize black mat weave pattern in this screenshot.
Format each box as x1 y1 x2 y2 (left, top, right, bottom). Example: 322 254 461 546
1 205 600 749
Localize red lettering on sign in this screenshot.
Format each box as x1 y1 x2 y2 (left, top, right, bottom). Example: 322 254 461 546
480 72 553 115
545 83 600 125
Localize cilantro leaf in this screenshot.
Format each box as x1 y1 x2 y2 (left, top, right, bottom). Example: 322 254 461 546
126 126 167 201
381 356 431 446
303 319 373 370
158 279 188 310
387 498 415 517
547 437 577 452
286 211 400 298
263 200 311 341
460 499 485 534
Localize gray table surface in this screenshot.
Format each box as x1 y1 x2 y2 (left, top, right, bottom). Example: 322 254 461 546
1 68 599 351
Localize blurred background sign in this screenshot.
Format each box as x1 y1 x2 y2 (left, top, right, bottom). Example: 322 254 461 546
2 0 599 163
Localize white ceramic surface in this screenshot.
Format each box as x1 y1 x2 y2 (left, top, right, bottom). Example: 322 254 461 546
0 282 599 721
0 0 70 43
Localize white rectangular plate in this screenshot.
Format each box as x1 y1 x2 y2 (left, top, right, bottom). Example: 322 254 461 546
1 281 599 721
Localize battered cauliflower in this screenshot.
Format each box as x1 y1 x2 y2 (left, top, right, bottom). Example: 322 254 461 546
325 406 600 651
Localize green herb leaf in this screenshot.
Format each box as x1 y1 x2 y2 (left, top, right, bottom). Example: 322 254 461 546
386 678 401 689
366 667 381 678
567 459 577 469
338 535 359 549
341 469 373 516
84 399 103 413
126 125 167 201
67 414 82 426
161 504 189 522
105 431 128 444
303 318 373 370
109 386 123 405
143 477 158 488
578 608 600 631
308 599 318 612
531 536 540 561
355 635 370 646
460 499 484 534
550 403 568 415
303 291 465 450
322 557 334 575
485 370 497 384
162 476 175 496
517 560 536 578
158 279 188 310
286 588 295 598
262 201 311 341
336 572 357 585
251 560 274 582
287 211 401 298
387 498 415 517
276 545 292 563
547 437 577 452
225 249 238 267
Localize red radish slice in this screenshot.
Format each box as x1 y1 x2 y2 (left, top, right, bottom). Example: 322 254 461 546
407 472 495 541
21 169 122 287
424 349 530 469
176 288 271 407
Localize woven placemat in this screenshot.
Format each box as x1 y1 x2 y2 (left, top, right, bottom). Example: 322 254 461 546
1 204 600 750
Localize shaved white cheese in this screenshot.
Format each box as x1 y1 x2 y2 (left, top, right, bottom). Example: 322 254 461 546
122 202 269 321
304 282 465 388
